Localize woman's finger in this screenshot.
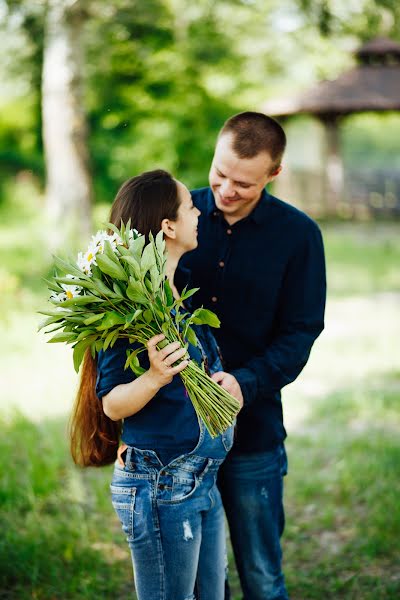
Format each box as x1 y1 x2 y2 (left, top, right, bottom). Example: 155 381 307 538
163 347 187 367
158 341 181 360
170 359 190 375
147 334 165 351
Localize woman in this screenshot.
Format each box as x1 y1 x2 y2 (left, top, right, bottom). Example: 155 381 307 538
70 169 238 600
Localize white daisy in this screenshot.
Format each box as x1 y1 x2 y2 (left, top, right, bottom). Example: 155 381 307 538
77 248 97 275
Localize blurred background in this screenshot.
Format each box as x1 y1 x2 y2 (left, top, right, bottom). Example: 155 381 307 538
1 0 399 598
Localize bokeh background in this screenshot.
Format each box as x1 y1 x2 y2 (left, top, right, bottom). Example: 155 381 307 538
1 1 399 598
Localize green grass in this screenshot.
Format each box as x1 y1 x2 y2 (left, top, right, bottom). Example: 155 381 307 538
282 382 400 600
0 414 134 599
323 222 400 297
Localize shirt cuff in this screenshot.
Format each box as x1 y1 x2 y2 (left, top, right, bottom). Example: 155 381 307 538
230 367 258 406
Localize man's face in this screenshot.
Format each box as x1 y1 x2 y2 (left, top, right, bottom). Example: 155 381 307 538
209 133 281 223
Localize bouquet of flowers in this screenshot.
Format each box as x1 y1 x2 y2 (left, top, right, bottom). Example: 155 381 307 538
38 222 240 437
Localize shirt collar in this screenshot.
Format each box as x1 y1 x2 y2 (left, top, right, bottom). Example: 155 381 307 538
204 187 271 225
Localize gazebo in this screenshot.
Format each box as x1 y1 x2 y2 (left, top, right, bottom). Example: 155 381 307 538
264 37 400 215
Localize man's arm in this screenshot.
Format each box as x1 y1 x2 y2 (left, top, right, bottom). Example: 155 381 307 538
229 223 326 406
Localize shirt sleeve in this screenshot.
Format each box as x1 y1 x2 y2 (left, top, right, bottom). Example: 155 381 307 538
231 221 326 406
96 339 142 399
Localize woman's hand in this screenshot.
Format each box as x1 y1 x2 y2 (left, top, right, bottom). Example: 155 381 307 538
146 333 189 387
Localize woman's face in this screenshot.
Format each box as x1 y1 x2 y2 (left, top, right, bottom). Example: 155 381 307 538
170 180 201 253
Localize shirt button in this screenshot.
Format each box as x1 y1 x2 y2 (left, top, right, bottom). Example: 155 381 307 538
211 296 218 302
226 228 232 235
219 261 225 268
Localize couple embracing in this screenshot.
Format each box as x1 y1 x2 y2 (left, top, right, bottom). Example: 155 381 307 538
71 112 326 600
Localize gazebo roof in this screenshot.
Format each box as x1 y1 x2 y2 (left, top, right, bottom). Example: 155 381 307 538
264 37 400 118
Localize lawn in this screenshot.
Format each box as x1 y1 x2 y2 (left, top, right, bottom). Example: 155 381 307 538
1 191 399 598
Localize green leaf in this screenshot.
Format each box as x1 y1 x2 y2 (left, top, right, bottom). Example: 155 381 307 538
143 308 153 323
120 255 141 279
73 337 97 372
43 278 64 293
52 295 103 307
38 315 64 330
129 235 146 260
96 253 128 281
164 279 174 306
124 347 142 370
191 308 221 328
104 221 121 237
92 279 120 297
96 311 126 330
126 278 148 304
155 230 165 258
53 255 87 279
113 282 125 297
181 287 200 301
83 313 105 326
125 309 142 325
185 326 198 347
75 329 96 343
140 243 156 276
103 329 119 350
47 331 77 343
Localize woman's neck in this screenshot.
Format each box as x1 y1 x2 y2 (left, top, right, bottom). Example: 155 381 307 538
165 246 182 300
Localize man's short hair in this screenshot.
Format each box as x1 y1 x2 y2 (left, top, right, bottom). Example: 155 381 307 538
219 112 286 171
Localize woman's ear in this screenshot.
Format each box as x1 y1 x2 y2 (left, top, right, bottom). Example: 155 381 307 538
161 218 176 240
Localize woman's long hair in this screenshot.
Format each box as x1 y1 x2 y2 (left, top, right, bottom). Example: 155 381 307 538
70 170 180 467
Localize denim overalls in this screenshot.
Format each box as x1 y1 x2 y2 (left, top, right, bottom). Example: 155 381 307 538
111 420 234 600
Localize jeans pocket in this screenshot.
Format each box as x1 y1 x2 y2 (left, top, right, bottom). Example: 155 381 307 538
110 484 137 542
222 427 234 452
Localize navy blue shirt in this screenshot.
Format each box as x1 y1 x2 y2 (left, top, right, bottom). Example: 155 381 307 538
96 318 223 465
177 187 326 453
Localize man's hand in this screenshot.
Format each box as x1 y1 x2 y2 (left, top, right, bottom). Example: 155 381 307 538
211 371 244 409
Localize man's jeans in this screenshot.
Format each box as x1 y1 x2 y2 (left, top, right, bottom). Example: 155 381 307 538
111 423 234 600
218 444 289 600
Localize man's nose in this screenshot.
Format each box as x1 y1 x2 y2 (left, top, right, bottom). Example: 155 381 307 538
220 179 235 197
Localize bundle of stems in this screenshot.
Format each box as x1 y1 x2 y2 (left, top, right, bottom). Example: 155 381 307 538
39 223 240 437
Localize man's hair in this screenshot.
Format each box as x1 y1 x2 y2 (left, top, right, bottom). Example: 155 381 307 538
219 112 286 171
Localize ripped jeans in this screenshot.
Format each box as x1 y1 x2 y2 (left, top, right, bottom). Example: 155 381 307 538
111 422 234 600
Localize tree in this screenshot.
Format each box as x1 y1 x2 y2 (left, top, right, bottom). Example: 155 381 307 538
42 0 92 244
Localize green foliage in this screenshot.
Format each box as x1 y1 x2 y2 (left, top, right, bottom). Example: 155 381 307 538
0 414 132 599
281 383 400 599
3 0 400 207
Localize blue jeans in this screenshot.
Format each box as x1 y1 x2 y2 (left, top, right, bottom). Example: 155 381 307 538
111 423 234 600
218 444 289 600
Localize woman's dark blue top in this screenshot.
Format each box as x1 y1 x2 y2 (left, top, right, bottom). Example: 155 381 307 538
96 320 223 465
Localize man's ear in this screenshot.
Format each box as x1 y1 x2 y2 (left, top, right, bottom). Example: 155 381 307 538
161 218 176 239
268 164 282 183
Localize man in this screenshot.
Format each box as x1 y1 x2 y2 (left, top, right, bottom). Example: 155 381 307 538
178 112 326 600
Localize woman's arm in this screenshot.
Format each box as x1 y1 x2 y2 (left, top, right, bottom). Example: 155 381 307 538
103 334 189 421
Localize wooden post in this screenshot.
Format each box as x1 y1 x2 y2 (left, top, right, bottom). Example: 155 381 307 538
321 115 344 216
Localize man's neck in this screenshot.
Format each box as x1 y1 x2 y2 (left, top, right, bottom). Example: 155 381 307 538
222 194 263 226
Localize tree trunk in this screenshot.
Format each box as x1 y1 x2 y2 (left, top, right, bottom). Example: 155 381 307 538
42 0 91 247
321 116 344 217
